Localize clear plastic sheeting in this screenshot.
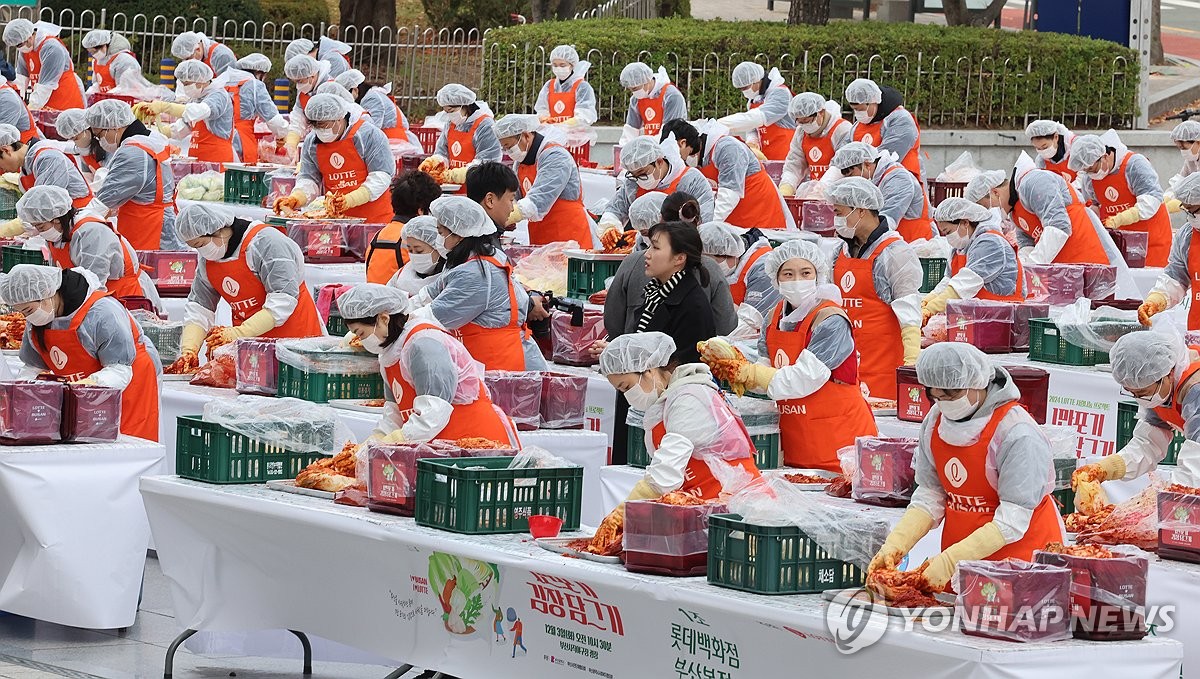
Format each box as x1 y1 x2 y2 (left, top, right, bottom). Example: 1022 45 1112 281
1077 472 1166 550
202 393 349 454
727 394 779 428
131 310 184 363
513 240 576 296
507 445 580 470
935 151 981 183
624 499 726 556
275 337 380 376
1055 298 1145 352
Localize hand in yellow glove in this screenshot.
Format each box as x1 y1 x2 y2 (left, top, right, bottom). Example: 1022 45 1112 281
507 204 524 226
380 428 407 444
779 183 795 197
0 217 25 238
166 350 199 374
1072 456 1125 514
283 131 301 152
1139 291 1167 326
180 323 207 355
901 325 922 366
749 145 767 162
1 172 20 187
869 506 935 574
1165 197 1183 214
698 337 741 362
563 116 580 127
626 478 660 503
340 186 372 209
921 522 1006 590
71 377 99 385
443 166 469 184
920 286 959 326
273 192 306 215
1104 206 1142 229
221 309 277 342
735 362 777 392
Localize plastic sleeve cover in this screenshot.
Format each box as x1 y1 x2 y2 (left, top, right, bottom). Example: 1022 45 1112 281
766 348 832 401
399 394 454 443
1117 419 1175 479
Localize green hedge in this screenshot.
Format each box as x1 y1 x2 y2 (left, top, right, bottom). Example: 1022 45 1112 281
482 18 1139 128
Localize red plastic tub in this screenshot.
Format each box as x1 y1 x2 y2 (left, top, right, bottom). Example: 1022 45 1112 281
1007 365 1049 424
529 514 564 538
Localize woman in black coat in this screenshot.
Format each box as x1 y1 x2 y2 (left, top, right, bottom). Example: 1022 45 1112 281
634 220 716 365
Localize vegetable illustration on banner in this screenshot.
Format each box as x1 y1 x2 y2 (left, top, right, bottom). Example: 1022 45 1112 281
428 552 500 635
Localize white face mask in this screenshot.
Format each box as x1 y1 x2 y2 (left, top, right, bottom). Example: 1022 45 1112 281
197 241 225 261
408 251 435 273
25 304 53 327
1036 146 1057 160
853 109 871 123
636 174 659 191
778 279 817 307
800 121 821 135
946 228 971 250
834 213 858 239
742 88 758 101
73 132 91 155
1181 146 1199 162
988 206 1005 222
631 87 651 100
938 393 978 420
504 142 527 163
296 80 315 94
183 84 206 100
90 48 107 61
1135 379 1170 409
360 332 384 355
448 109 466 125
624 374 660 411
434 234 450 256
1088 169 1107 181
551 65 572 80
18 43 33 55
40 226 62 243
684 154 698 168
315 127 339 143
99 136 119 153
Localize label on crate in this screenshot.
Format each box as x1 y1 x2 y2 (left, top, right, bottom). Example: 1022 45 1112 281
156 257 197 286
307 229 344 257
239 351 270 388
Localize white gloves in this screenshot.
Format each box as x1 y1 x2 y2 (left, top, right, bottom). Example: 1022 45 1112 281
717 110 766 135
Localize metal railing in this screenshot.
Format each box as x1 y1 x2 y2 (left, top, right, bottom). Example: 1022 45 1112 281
573 0 658 20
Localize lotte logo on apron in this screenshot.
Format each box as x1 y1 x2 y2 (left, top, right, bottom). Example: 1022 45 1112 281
1104 186 1120 203
773 349 790 369
49 346 69 371
808 146 823 162
553 100 566 114
522 177 533 193
222 277 240 297
861 133 874 146
839 271 856 292
944 457 968 488
451 141 463 157
644 107 657 122
330 152 345 170
391 379 404 403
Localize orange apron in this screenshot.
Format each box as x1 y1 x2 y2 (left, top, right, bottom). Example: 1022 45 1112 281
381 96 409 141
201 42 220 71
31 291 159 440
766 299 878 471
46 217 143 298
728 245 770 305
800 118 849 181
1153 351 1200 431
833 233 905 399
229 81 258 164
853 108 922 181
545 79 581 124
92 51 130 93
189 103 237 165
203 222 324 338
315 118 393 224
115 140 173 251
1188 232 1200 331
750 84 794 161
950 232 1025 302
450 255 526 371
21 36 84 110
365 220 406 285
447 115 487 169
932 402 1063 558
4 83 37 142
636 83 677 139
1089 152 1171 267
880 164 933 243
1011 174 1108 265
20 145 93 208
1042 155 1076 183
384 322 518 446
517 142 591 246
634 169 686 199
648 419 760 501
698 139 787 230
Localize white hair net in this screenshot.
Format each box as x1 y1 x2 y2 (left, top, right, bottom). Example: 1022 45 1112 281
965 170 1008 203
788 92 826 119
175 59 214 83
599 331 676 375
493 114 540 139
304 93 346 122
763 239 829 284
1025 119 1067 139
3 19 33 47
171 32 203 59
1172 120 1200 143
0 264 62 304
732 62 765 89
54 108 87 139
284 54 320 80
932 197 992 224
16 185 71 224
1110 331 1185 390
285 38 315 63
402 215 439 245
1175 172 1200 204
620 62 654 88
550 44 580 64
335 68 365 91
436 83 477 107
0 123 21 147
236 53 272 73
429 195 492 238
916 341 993 390
176 202 235 241
827 177 884 211
82 29 112 49
830 141 880 170
629 191 667 232
621 135 665 171
337 283 411 319
86 99 134 129
698 221 747 257
845 78 882 105
1067 134 1108 171
315 81 354 102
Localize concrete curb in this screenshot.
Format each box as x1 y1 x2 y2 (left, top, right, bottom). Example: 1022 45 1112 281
1150 54 1200 119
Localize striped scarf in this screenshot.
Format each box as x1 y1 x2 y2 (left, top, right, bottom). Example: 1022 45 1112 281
636 268 686 332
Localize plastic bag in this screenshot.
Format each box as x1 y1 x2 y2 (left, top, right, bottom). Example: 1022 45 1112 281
507 445 580 470
945 299 1015 353
852 436 918 507
935 151 980 183
1055 298 1144 352
1024 264 1084 305
794 182 827 200
275 337 379 375
1041 425 1079 492
62 383 122 443
539 371 588 429
131 310 184 363
514 240 577 296
484 370 542 431
727 394 779 429
1077 473 1165 550
1034 546 1149 640
922 313 948 344
175 171 225 202
912 238 952 260
550 308 605 366
108 70 175 102
624 499 726 556
0 380 64 443
189 341 237 388
202 393 350 454
954 559 1072 643
364 440 457 515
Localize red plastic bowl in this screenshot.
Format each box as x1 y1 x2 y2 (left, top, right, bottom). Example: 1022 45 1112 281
529 514 564 539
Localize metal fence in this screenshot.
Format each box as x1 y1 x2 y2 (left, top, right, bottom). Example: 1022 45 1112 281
573 0 658 20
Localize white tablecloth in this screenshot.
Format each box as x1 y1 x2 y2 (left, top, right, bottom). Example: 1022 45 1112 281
141 476 1183 678
0 438 164 629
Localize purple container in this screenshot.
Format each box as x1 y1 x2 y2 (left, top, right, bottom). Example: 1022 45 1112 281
1024 265 1084 305
1082 264 1117 302
945 299 1015 353
0 381 64 444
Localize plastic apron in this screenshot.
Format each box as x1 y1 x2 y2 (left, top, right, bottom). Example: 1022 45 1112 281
1043 156 1076 183
950 232 1025 303
116 140 173 251
646 395 760 500
365 220 406 285
31 291 159 440
228 81 259 164
189 105 237 166
20 146 93 209
46 217 143 299
203 222 324 338
545 79 581 124
765 299 878 471
800 118 848 181
381 97 409 141
92 51 130 93
315 118 394 224
1011 180 1108 265
852 108 922 181
1152 352 1200 431
880 164 934 243
636 83 677 139
698 141 788 230
22 36 84 110
635 170 685 199
518 142 591 246
447 116 487 168
1089 152 1172 267
749 84 794 161
931 402 1064 558
833 233 905 399
728 245 770 305
450 255 525 371
4 83 37 142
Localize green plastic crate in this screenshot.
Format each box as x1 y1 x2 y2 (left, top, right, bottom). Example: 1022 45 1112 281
626 423 648 467
1052 458 1077 517
326 313 348 336
276 361 383 403
2 245 46 272
415 456 583 534
1117 400 1181 465
223 166 271 206
707 513 865 594
627 427 780 470
139 322 182 363
0 186 17 220
566 252 624 300
1027 318 1109 366
919 257 947 294
175 415 328 484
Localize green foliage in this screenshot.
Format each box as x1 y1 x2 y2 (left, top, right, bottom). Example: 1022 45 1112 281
46 0 267 26
259 0 330 28
482 18 1139 128
421 0 524 31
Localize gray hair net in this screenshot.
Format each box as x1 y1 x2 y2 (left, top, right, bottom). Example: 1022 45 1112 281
335 68 366 91
176 202 235 241
493 114 540 140
1111 331 1185 390
698 221 747 257
170 32 203 59
550 45 580 64
830 141 880 170
827 177 884 211
916 341 993 390
732 62 765 89
285 38 315 63
337 283 411 319
763 239 829 284
628 192 667 232
1067 134 1108 171
965 170 1008 203
429 195 493 238
3 19 33 47
0 124 19 147
236 53 272 73
1025 119 1067 139
1172 120 1200 143
54 108 87 139
0 264 62 304
932 197 992 224
621 135 665 171
304 93 347 122
175 59 214 84
599 331 676 375
845 78 882 105
402 215 439 246
620 62 654 88
789 92 826 119
315 81 354 102
436 83 477 107
16 185 71 224
284 54 320 80
1175 172 1200 204
82 29 112 49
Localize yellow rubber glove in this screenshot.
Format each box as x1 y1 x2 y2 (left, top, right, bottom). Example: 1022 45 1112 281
223 309 277 341
698 337 740 362
735 363 777 392
1139 291 1167 326
901 325 922 366
71 376 99 385
921 285 959 324
380 428 407 444
284 131 301 149
506 204 524 226
921 522 1006 590
1 172 20 187
626 479 661 503
779 183 795 197
340 185 372 209
749 146 768 162
442 166 469 184
273 191 308 214
869 506 936 574
1072 456 1125 513
180 323 207 354
563 117 580 127
1104 206 1141 228
1165 197 1183 214
0 217 25 237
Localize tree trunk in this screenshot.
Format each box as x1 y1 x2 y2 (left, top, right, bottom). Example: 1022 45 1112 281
787 0 830 25
1152 0 1164 65
340 0 395 29
943 0 1007 27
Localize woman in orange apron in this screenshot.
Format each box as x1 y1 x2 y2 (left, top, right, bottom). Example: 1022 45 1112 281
83 29 140 95
0 126 94 237
0 80 39 144
1139 175 1200 329
831 141 934 242
845 78 923 182
3 19 85 111
133 59 236 165
778 93 853 195
1026 119 1078 183
428 83 501 186
52 109 103 176
716 61 796 161
338 283 519 447
618 62 688 144
0 264 160 440
535 45 598 129
280 54 334 155
921 198 1024 323
167 203 323 373
698 220 780 326
869 342 1063 590
494 114 593 246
